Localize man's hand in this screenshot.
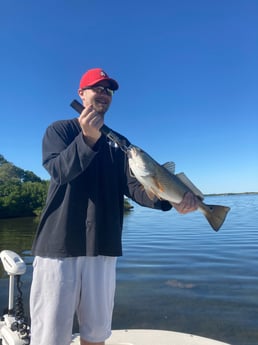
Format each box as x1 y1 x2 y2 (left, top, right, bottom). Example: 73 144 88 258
172 192 199 214
78 104 103 147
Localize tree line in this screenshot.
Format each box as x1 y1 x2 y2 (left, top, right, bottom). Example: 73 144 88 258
0 154 133 219
0 155 49 218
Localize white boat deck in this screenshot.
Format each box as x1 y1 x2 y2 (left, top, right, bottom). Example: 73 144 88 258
71 329 231 345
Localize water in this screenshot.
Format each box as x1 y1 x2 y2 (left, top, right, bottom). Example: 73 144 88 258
0 194 257 345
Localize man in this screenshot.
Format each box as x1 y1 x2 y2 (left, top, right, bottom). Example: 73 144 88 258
30 68 198 345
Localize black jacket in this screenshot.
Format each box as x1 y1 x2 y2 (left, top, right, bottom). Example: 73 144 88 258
32 118 171 257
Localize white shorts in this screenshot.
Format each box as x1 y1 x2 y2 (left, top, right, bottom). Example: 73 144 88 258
30 256 117 345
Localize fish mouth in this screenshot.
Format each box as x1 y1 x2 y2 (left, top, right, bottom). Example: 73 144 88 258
127 145 137 159
127 145 134 158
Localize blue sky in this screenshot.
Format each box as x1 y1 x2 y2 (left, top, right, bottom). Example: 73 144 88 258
0 0 257 194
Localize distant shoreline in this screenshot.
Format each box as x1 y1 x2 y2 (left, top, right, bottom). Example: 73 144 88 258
205 192 258 197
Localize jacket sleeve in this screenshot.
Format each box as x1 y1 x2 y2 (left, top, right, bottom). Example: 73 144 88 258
42 121 100 185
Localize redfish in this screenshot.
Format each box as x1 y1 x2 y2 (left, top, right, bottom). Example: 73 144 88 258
127 145 230 231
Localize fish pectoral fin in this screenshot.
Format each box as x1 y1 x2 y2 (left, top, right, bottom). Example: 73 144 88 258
151 177 165 193
139 184 156 200
144 177 164 200
145 188 157 200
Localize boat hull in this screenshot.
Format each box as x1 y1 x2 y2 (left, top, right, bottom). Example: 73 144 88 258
71 329 231 345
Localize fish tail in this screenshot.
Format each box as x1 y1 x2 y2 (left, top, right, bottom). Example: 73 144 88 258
200 204 231 231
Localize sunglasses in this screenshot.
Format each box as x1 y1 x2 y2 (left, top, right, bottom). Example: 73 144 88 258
82 85 114 96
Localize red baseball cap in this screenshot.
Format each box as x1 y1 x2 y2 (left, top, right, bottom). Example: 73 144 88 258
79 68 119 91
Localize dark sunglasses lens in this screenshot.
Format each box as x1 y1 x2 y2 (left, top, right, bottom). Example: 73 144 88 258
85 86 114 96
107 88 114 96
99 86 113 96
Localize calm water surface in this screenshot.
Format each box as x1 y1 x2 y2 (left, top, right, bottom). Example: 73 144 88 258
0 194 257 345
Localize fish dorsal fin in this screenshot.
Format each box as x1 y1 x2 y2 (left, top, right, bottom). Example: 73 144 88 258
162 162 176 175
176 172 204 200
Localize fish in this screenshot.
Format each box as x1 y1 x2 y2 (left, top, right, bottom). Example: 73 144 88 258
127 145 230 231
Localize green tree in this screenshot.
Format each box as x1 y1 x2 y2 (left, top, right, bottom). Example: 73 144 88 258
0 155 49 218
0 154 131 218
0 154 8 165
0 162 24 183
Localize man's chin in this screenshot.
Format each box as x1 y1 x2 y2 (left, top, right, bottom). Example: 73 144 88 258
94 105 109 115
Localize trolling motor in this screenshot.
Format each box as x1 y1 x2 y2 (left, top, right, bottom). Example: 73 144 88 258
0 250 30 345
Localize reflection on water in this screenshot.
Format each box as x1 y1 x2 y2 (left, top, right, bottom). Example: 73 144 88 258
0 195 258 345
